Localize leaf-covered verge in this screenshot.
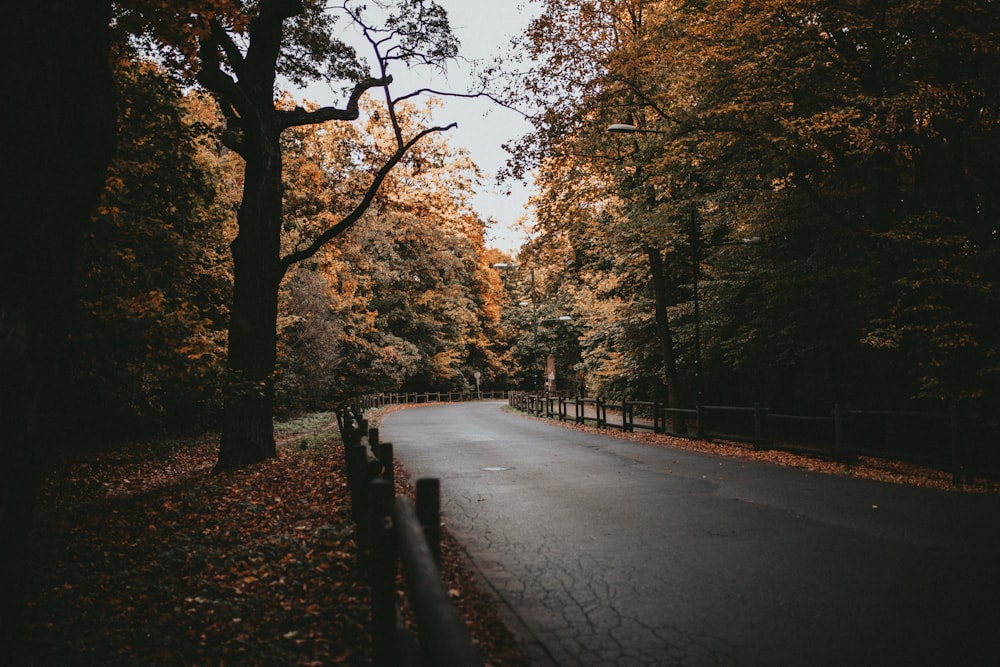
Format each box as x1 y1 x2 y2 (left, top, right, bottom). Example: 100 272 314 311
507 408 1000 496
15 413 527 666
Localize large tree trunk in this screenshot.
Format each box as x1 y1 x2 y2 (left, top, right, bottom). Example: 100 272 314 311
0 0 116 651
215 120 285 472
205 0 309 472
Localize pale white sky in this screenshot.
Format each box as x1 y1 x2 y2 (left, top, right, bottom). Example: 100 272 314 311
318 1 541 252
401 1 540 252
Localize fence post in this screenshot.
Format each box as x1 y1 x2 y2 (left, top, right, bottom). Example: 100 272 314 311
416 478 442 567
347 444 370 548
695 403 705 440
368 478 398 667
622 399 630 432
380 442 395 492
833 404 846 461
753 402 765 450
951 404 964 484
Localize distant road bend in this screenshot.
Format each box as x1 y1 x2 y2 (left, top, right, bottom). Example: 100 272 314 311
381 401 1000 667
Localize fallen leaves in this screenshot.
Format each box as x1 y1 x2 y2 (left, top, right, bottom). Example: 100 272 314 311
17 413 529 666
523 410 1000 495
18 419 372 666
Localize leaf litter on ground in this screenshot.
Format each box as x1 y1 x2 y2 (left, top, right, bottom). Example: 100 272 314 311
18 411 526 666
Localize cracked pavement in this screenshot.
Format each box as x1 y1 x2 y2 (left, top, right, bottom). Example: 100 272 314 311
381 402 1000 666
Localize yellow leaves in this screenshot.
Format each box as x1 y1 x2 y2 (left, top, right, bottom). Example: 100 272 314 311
430 349 463 381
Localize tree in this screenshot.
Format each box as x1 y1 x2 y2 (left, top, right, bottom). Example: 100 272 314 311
506 0 1000 413
122 0 459 469
277 100 503 396
72 57 232 434
501 0 691 406
0 0 116 649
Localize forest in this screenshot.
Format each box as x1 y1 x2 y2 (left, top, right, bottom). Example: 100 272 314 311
1 0 998 469
21 0 998 446
504 0 1000 418
2 0 999 650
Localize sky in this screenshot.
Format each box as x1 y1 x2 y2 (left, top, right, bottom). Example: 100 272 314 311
395 1 541 252
323 1 542 253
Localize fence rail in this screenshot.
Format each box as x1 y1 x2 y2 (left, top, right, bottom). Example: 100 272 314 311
338 406 482 667
355 390 510 411
508 392 999 484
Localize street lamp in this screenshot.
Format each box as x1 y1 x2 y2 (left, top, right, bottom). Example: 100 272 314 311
492 263 541 392
606 123 666 135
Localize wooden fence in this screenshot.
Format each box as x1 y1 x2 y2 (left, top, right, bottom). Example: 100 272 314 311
509 392 999 484
355 390 509 410
338 406 482 667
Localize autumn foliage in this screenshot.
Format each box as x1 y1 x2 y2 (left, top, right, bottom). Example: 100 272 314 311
498 0 1000 414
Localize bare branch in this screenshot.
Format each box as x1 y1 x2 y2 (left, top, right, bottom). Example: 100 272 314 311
196 32 250 119
279 122 458 272
393 87 532 121
278 75 392 129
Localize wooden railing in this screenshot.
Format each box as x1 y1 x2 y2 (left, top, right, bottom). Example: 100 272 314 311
508 392 999 484
355 390 510 410
338 406 482 667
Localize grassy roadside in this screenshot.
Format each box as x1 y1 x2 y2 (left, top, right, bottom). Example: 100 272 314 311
15 412 526 666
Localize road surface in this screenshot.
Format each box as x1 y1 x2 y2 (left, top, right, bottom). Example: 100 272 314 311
380 401 1000 666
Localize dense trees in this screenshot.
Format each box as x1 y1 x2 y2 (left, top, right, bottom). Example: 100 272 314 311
69 60 502 432
57 50 504 422
277 101 505 402
501 0 1000 414
119 0 467 469
72 58 233 433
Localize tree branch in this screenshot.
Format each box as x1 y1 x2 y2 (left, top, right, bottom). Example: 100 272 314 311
393 87 532 121
279 122 457 272
196 31 254 137
209 18 247 80
278 76 392 129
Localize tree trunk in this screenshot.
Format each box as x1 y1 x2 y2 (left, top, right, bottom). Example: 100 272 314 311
215 122 284 472
646 246 682 410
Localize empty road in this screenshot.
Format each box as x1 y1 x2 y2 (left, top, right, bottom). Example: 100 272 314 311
380 401 1000 666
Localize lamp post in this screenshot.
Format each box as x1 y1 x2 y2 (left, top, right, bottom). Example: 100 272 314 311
492 263 541 392
539 316 573 393
689 209 703 406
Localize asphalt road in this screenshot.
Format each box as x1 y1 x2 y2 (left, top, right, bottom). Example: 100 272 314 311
380 401 1000 666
